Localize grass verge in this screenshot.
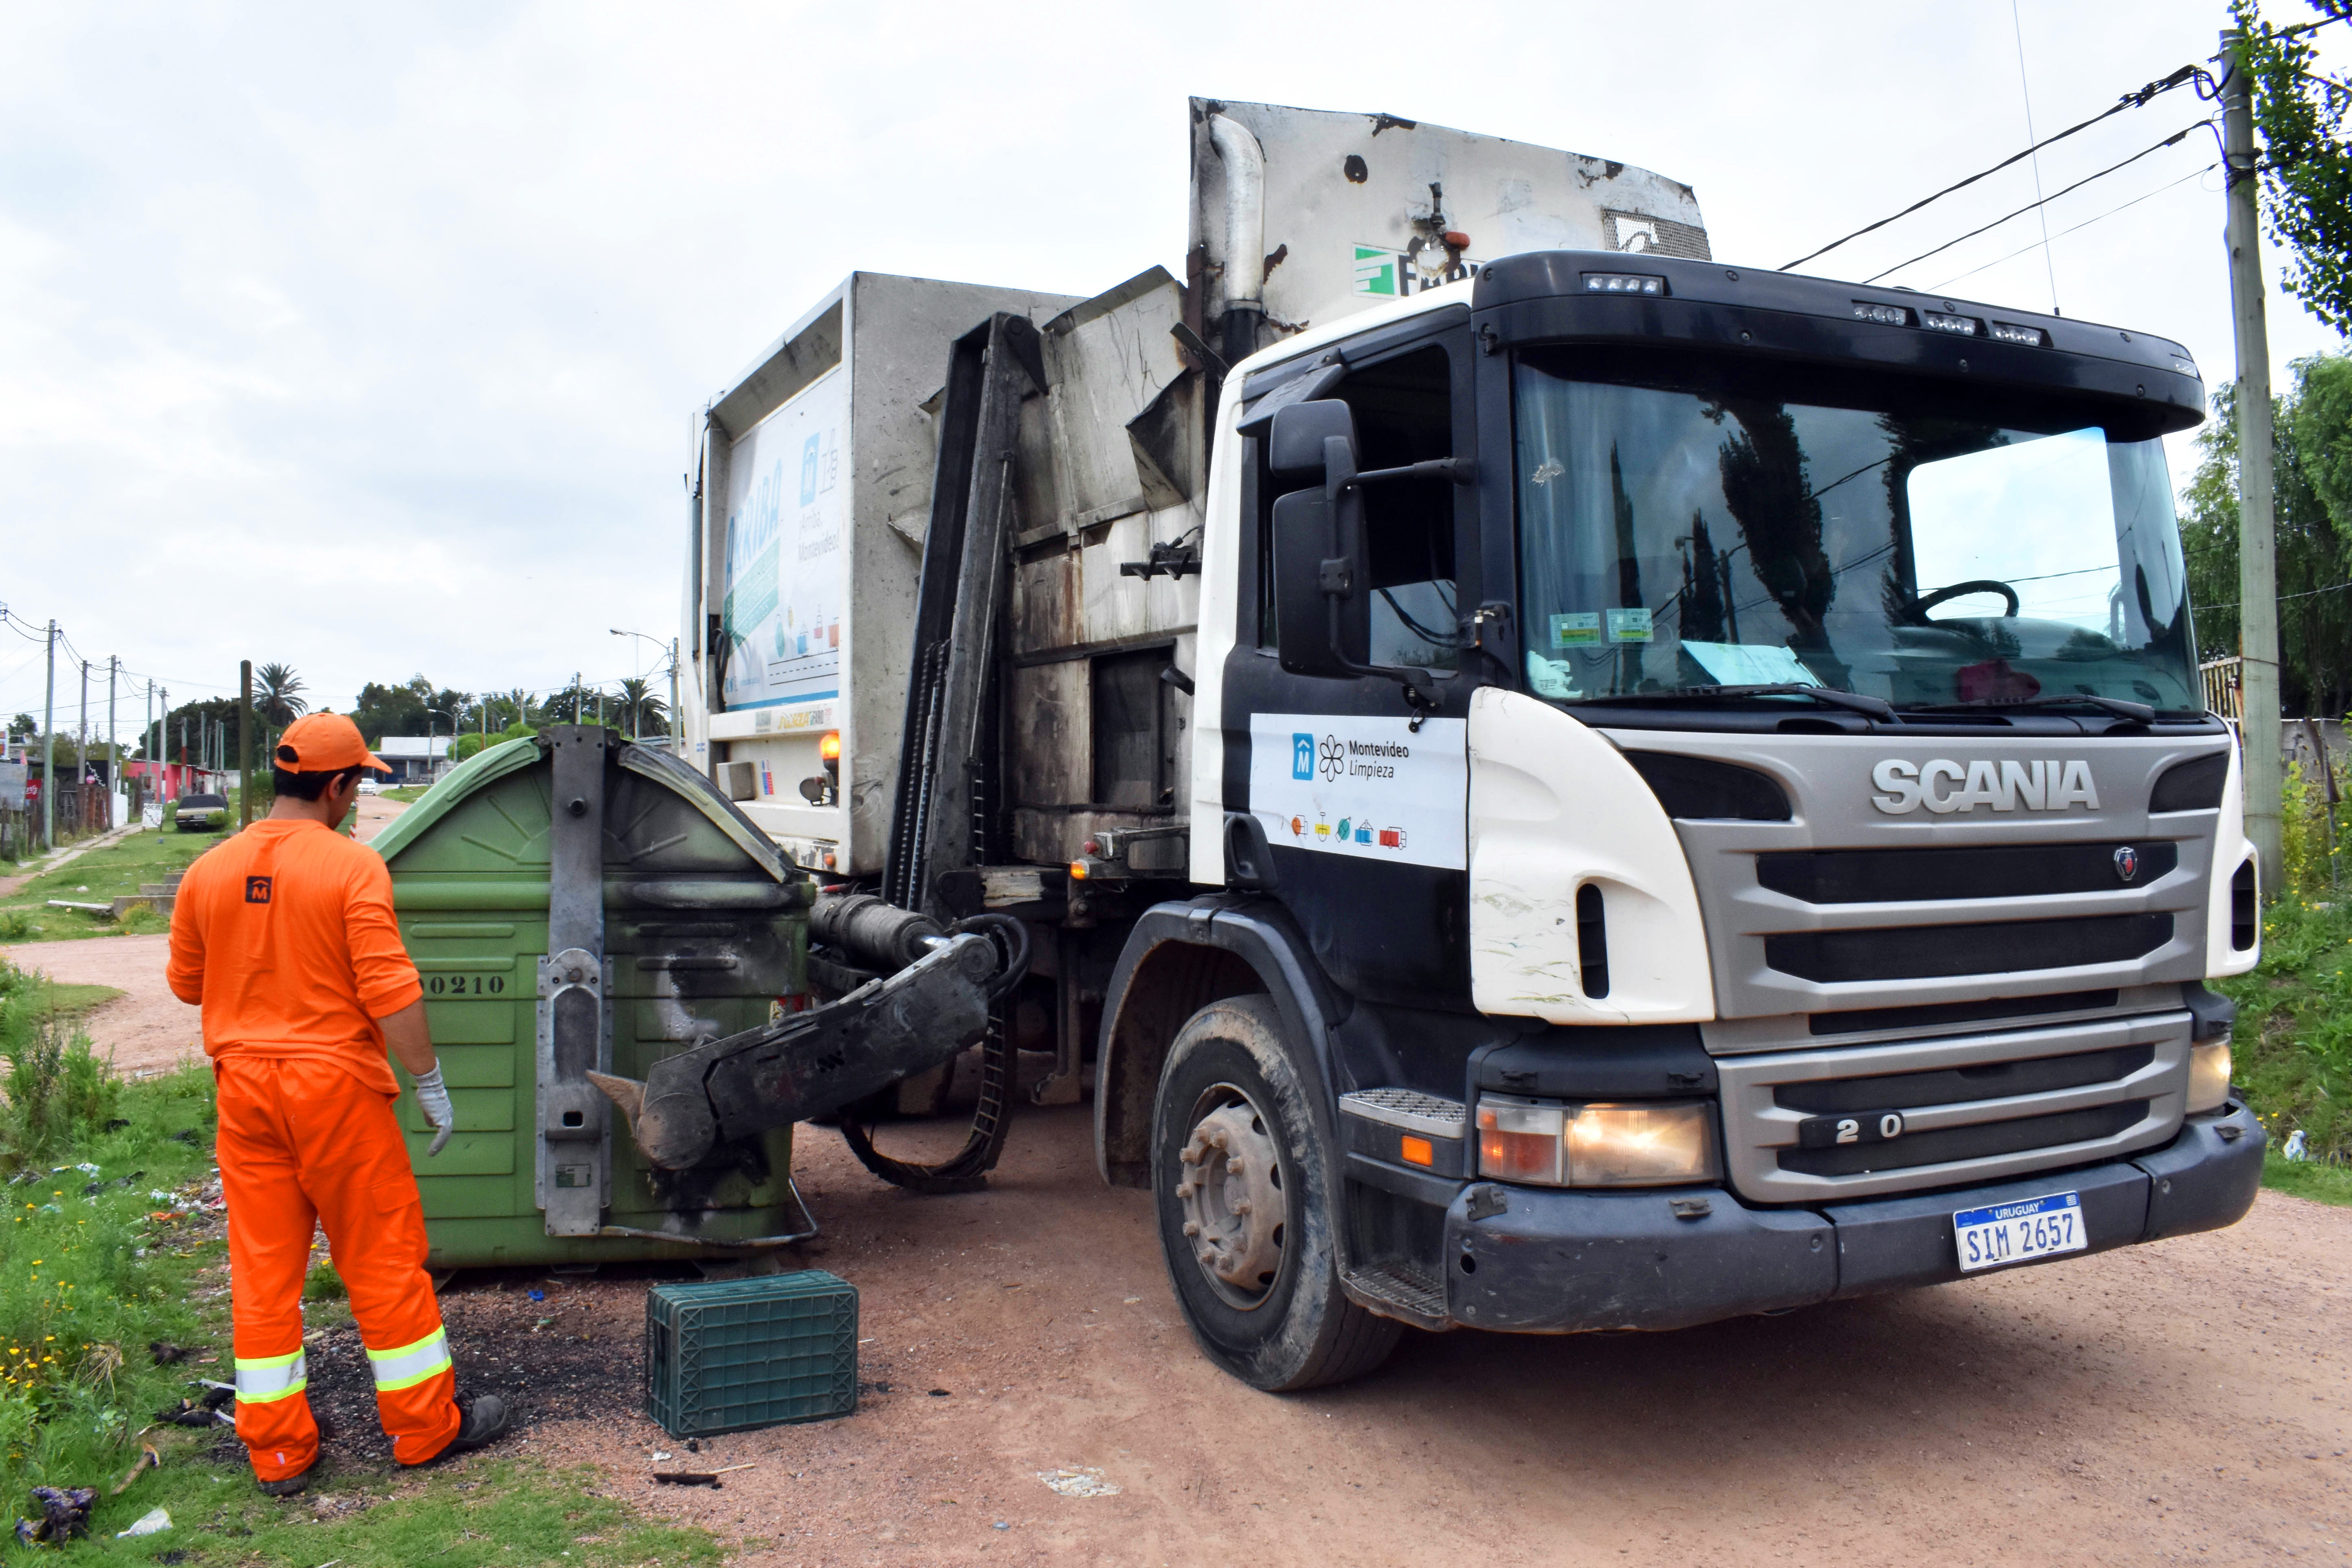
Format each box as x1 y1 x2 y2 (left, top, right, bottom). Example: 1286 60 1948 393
0 958 726 1563
2208 892 2352 1191
0 830 217 946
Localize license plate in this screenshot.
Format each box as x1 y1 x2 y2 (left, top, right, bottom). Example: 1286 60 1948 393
1953 1190 2086 1273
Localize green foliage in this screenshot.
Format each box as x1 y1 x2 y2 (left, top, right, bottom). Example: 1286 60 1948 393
2263 1147 2352 1203
352 676 474 748
2181 354 2352 715
302 1259 346 1301
454 723 535 762
2212 877 2352 1164
251 662 308 729
2237 2 2352 334
0 971 122 1172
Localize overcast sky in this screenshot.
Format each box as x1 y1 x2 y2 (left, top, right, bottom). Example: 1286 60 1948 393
2 0 2343 745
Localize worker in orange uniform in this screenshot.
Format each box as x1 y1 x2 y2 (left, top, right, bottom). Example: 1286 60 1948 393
167 713 509 1495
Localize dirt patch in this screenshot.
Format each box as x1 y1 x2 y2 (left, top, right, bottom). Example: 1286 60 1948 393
0 935 200 1078
306 1107 2348 1568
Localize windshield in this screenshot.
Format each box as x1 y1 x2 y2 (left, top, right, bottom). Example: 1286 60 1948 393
1512 346 2200 714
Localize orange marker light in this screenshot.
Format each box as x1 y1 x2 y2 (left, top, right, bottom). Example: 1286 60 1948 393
819 732 842 762
1069 859 1090 880
1399 1135 1434 1168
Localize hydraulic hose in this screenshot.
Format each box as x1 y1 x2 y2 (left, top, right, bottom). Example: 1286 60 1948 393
838 913 1034 1194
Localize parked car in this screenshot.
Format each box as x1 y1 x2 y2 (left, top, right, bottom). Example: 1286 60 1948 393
175 792 228 832
356 778 381 796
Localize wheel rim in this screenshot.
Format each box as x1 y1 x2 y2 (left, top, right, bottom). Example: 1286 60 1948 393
1173 1086 1288 1310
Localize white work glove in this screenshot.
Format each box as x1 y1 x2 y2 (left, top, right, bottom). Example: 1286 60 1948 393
413 1064 456 1157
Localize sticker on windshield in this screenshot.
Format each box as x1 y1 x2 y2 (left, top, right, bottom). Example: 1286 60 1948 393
1549 612 1601 648
1249 714 1466 871
1607 607 1654 643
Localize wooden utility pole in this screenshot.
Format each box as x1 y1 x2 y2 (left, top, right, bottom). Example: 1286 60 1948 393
106 656 117 829
2223 28 2283 898
40 621 55 851
238 659 254 829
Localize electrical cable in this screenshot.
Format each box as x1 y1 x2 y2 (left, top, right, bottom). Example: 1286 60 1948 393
2196 579 2352 613
1863 124 2206 284
1929 161 2220 290
1780 65 2198 271
2009 0 2063 314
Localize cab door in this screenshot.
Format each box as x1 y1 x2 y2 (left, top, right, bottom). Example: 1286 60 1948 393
1220 314 1482 1008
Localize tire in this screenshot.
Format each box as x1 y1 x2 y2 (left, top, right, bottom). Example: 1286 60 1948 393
1151 995 1401 1391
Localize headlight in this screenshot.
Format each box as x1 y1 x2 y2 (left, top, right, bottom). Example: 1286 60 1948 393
2187 1038 2232 1114
1476 1096 1721 1187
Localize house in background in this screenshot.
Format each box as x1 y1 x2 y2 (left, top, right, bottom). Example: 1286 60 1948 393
376 736 452 784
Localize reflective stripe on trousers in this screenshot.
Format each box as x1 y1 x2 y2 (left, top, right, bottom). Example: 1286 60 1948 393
234 1349 309 1404
368 1327 452 1393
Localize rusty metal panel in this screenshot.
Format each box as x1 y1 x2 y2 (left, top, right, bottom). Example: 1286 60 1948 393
1187 97 1709 354
1008 661 1089 810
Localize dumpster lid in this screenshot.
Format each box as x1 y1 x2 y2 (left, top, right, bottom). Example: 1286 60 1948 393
371 734 797 883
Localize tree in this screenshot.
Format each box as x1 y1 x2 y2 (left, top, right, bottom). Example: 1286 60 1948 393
613 678 668 740
2183 353 2352 717
2239 1 2352 332
251 663 308 728
351 676 472 745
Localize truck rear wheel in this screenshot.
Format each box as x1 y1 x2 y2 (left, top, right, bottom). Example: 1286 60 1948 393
1151 995 1401 1390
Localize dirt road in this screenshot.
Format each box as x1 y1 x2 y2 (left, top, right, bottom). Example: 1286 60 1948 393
0 796 409 1075
387 1106 2347 1568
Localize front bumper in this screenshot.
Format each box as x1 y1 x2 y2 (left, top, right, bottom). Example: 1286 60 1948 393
1444 1101 2263 1332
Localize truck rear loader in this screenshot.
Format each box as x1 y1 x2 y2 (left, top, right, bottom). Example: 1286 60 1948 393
495 99 2265 1390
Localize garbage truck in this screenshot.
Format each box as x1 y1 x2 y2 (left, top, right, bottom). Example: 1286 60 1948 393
410 97 2268 1389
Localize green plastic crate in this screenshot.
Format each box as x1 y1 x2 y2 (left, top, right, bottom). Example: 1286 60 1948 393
644 1272 859 1437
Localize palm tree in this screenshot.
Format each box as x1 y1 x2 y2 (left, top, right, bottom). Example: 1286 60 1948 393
253 663 308 727
615 678 666 740
252 662 308 763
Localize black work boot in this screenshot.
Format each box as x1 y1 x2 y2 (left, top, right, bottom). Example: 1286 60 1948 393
257 1467 312 1498
432 1393 511 1461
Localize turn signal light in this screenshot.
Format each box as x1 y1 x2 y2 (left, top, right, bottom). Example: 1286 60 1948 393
819 731 841 762
1400 1135 1435 1168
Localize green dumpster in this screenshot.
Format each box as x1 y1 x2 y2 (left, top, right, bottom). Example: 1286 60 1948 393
371 728 813 1267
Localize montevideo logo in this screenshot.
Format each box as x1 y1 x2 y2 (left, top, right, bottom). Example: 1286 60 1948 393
1318 735 1345 782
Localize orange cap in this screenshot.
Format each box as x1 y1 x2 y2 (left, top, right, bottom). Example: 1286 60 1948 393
274 713 392 774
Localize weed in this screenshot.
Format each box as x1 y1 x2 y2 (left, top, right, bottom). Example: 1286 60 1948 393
303 1260 346 1301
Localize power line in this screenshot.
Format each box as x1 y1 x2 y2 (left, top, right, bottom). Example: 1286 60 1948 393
2008 0 2062 314
2197 579 2352 614
1780 65 2199 272
1928 161 2220 291
1863 123 2206 285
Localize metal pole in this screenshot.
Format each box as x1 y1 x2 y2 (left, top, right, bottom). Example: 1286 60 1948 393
2223 27 2283 899
238 659 254 829
669 639 681 756
40 621 55 852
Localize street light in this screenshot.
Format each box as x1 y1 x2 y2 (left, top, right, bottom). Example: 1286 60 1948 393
611 628 679 751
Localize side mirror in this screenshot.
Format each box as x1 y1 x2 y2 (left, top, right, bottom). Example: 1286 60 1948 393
1267 401 1368 678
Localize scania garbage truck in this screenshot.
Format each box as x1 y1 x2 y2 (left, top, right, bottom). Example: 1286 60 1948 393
578 97 2268 1391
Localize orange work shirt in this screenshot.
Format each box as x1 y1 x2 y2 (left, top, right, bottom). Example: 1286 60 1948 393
166 819 422 1096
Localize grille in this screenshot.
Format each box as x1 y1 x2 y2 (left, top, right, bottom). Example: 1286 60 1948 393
1766 914 2172 983
1777 1101 2148 1177
1713 1011 2190 1203
1810 989 2120 1037
1757 841 2178 904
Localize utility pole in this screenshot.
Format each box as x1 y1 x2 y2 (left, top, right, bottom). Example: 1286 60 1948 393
2223 28 2283 899
106 656 118 829
40 621 56 852
238 659 254 830
77 657 89 800
670 638 681 757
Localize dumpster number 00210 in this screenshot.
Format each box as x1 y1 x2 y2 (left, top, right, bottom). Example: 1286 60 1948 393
425 975 507 996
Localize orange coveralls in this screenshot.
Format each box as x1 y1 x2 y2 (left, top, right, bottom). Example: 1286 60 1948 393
167 819 460 1479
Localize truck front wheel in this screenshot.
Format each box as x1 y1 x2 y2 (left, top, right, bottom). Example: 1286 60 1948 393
1151 995 1401 1390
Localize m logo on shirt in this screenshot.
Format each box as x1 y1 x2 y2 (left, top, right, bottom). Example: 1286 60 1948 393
245 876 273 905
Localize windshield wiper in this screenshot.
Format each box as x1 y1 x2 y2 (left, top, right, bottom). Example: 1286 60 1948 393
1569 683 1896 721
1902 694 2157 724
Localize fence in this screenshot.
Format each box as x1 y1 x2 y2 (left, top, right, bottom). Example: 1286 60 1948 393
2202 656 2244 721
0 785 115 864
